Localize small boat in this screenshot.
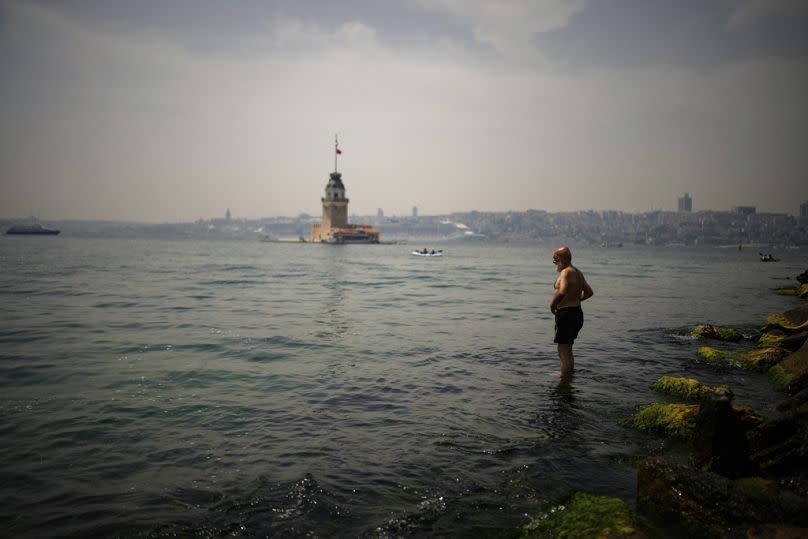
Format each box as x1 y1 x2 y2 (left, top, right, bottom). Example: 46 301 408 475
412 250 443 257
759 252 779 262
6 224 60 235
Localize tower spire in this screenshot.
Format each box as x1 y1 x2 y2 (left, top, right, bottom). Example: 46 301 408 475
334 133 341 173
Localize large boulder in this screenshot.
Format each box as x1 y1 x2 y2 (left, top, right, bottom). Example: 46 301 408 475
637 458 808 537
691 393 754 478
768 340 808 393
748 403 808 478
797 269 808 285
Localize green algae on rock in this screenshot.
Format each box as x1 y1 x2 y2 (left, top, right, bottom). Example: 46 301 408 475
766 304 808 328
769 364 793 391
521 492 645 538
768 340 808 393
696 346 727 363
697 346 786 371
650 376 732 401
774 286 801 296
757 332 785 349
622 403 698 439
691 324 743 342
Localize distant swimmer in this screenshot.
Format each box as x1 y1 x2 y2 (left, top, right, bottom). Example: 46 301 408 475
550 246 594 376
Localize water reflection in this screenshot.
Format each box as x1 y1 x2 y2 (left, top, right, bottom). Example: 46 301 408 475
550 371 576 407
311 256 351 342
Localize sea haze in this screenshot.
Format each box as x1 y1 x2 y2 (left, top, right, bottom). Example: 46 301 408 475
0 237 797 536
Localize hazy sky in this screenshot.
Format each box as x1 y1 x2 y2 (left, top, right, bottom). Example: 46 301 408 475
2 0 807 221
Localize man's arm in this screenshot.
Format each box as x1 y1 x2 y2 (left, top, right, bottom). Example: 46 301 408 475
550 271 569 314
580 274 593 301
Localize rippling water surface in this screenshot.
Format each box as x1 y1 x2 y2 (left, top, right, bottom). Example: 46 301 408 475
0 237 802 537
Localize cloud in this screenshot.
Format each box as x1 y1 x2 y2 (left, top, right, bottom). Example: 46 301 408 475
411 0 588 55
727 0 805 30
1 0 806 220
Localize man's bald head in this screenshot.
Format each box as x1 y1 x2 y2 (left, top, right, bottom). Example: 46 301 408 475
553 246 572 261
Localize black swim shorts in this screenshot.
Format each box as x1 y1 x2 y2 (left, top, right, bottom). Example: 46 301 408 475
554 306 584 344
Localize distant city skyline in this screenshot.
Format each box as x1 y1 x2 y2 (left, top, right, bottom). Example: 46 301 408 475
2 1 807 222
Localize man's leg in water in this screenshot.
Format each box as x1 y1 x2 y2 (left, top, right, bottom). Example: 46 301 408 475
558 343 574 375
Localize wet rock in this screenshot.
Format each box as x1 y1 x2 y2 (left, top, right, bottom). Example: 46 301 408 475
748 406 808 477
698 346 787 371
758 330 808 352
692 393 754 478
776 388 808 413
768 341 808 393
766 304 808 329
650 376 732 401
798 269 808 285
691 324 743 342
637 458 808 538
521 492 647 538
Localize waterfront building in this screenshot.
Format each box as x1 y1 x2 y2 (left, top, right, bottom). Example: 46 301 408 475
310 136 379 244
800 201 808 224
734 206 756 216
677 193 692 212
412 206 418 218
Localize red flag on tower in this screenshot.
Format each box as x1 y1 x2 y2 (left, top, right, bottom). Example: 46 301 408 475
336 148 342 154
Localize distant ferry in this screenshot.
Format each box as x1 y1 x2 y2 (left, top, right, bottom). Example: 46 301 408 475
6 224 60 235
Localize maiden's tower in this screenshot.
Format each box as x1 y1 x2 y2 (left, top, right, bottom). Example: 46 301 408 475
310 136 379 244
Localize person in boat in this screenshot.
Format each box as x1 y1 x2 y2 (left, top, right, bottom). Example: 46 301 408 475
550 246 594 376
430 249 436 254
422 248 428 254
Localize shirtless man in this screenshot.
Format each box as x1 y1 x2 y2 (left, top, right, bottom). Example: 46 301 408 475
550 246 593 375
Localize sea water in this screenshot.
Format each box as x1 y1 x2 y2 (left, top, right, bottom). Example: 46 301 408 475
0 237 801 537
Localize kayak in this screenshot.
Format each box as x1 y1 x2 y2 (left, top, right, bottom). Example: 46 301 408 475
412 251 443 257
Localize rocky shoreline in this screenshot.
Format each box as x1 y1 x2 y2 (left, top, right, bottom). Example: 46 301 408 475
521 274 808 538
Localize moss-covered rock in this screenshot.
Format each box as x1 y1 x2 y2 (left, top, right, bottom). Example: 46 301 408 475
766 304 808 328
691 324 743 342
774 286 801 296
768 340 808 393
736 348 789 370
769 364 793 392
697 346 727 363
622 403 698 439
697 346 786 371
521 492 646 538
757 332 785 349
650 376 732 401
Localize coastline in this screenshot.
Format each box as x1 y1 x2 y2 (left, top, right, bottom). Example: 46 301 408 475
522 274 808 537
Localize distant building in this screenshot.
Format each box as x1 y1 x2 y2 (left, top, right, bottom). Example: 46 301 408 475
377 208 384 218
310 137 379 244
225 208 231 221
677 193 692 212
734 206 756 216
412 206 418 218
800 201 808 224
